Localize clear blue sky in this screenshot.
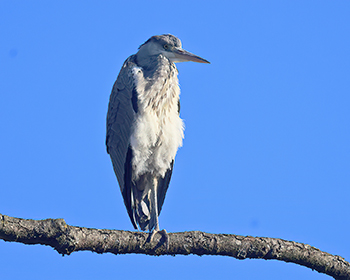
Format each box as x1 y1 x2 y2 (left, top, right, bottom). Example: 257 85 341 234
1 1 349 279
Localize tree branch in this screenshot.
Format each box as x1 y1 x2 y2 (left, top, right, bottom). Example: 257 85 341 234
0 213 349 280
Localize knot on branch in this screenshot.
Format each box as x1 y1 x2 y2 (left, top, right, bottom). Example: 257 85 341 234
0 214 76 255
39 219 77 255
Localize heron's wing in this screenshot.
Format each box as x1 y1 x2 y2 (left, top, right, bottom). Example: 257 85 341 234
106 55 138 228
156 161 174 215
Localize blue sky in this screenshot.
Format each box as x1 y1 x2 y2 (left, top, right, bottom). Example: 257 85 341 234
1 1 349 279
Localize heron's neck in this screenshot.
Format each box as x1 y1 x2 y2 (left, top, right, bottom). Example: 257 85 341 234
136 51 172 68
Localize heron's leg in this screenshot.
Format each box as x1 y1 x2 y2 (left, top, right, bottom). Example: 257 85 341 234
148 178 169 250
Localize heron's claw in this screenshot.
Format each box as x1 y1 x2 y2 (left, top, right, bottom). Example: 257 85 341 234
149 229 169 252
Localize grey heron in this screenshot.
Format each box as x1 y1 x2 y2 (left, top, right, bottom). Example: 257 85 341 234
106 34 209 242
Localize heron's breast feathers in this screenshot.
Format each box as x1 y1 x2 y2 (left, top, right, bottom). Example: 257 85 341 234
129 59 184 180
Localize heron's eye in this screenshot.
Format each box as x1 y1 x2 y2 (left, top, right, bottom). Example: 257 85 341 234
163 44 169 50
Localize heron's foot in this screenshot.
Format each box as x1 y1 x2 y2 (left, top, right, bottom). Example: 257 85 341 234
148 229 169 252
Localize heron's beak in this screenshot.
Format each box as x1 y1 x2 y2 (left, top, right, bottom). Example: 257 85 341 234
171 48 210 64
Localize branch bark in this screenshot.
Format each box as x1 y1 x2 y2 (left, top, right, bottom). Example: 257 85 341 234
1 213 349 280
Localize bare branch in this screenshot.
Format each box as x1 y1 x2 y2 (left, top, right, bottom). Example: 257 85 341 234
1 213 349 279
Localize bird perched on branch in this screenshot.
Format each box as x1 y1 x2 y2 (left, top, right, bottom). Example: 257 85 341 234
106 34 209 243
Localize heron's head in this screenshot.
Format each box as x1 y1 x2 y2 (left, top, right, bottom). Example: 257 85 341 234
136 34 210 65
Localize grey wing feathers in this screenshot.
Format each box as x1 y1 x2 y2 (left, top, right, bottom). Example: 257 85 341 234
157 161 174 215
106 56 137 227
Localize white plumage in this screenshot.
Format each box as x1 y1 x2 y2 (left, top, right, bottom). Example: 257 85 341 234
130 56 184 180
